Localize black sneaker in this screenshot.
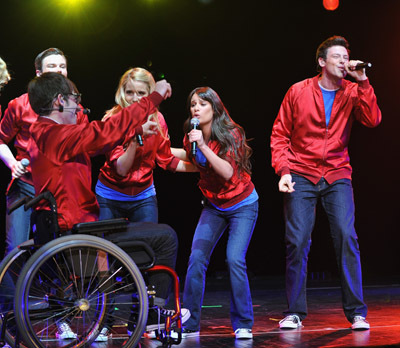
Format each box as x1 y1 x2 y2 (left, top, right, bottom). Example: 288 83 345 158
145 307 168 331
182 328 200 338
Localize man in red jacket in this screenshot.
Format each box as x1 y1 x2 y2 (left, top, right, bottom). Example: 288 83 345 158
27 72 180 341
0 48 88 256
271 36 381 331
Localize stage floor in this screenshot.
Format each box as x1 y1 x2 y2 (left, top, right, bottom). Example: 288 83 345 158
93 275 400 348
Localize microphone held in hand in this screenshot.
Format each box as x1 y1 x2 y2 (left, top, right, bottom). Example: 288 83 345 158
190 118 200 156
352 62 372 71
137 134 144 146
5 158 30 196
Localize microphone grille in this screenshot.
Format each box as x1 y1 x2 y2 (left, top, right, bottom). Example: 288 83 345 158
21 158 30 167
190 118 200 126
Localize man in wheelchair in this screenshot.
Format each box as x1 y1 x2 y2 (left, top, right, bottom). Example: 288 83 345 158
24 71 188 342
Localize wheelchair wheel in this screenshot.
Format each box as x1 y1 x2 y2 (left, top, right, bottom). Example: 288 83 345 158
15 234 148 348
0 239 35 348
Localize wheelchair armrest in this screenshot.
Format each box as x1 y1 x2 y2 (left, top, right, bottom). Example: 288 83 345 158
71 218 129 235
7 196 31 215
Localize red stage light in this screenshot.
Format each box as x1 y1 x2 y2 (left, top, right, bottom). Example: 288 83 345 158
323 0 339 11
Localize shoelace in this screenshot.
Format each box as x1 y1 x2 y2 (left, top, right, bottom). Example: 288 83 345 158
353 316 366 322
160 308 175 316
280 315 299 324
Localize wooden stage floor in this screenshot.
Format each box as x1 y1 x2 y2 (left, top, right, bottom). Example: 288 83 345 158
93 275 400 348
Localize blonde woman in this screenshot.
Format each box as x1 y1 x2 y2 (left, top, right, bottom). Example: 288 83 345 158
0 57 11 94
96 67 196 222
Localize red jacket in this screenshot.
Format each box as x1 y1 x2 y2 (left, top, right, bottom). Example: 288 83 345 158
183 132 254 209
98 111 179 196
271 76 382 184
27 92 163 231
0 93 88 185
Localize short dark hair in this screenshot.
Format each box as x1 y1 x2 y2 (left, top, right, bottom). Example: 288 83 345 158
28 72 77 115
316 36 350 72
34 48 66 72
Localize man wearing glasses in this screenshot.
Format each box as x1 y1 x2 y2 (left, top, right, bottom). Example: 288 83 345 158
0 48 88 258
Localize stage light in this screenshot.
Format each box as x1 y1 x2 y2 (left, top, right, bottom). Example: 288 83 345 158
52 0 93 13
323 0 339 11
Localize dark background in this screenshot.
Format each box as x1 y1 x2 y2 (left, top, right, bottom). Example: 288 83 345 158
0 0 399 281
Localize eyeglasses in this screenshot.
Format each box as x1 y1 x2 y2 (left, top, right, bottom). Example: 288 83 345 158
67 92 82 104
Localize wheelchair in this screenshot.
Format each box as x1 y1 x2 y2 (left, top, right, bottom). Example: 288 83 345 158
0 191 183 348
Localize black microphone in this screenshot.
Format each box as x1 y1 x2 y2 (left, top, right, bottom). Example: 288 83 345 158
352 62 372 71
190 118 200 156
137 134 144 146
78 107 91 115
5 158 30 196
77 108 90 115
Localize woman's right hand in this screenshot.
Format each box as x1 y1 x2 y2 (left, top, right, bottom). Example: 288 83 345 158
188 129 205 148
142 120 158 137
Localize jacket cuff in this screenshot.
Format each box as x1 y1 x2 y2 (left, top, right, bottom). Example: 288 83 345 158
279 166 291 176
148 92 164 107
168 156 181 172
357 78 370 89
135 125 143 136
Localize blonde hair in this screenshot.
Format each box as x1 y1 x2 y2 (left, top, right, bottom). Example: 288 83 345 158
0 57 11 87
103 67 166 139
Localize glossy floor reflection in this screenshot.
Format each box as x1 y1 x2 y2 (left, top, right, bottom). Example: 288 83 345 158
96 276 400 347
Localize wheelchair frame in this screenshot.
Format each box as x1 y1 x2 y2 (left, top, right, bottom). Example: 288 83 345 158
0 192 183 348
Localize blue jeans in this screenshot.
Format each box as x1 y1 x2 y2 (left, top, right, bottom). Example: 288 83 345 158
5 180 35 255
183 200 258 331
283 174 367 322
96 194 158 223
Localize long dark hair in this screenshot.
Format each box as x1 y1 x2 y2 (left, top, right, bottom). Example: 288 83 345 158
184 87 252 176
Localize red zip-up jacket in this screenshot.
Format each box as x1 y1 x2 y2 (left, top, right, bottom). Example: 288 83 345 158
183 131 254 209
27 92 163 231
271 75 382 184
0 93 88 185
98 111 179 196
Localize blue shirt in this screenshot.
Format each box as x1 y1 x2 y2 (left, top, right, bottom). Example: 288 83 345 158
209 188 258 211
95 180 156 202
320 84 338 127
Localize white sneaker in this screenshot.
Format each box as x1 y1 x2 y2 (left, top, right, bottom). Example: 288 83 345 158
95 327 112 342
144 308 191 339
351 316 370 330
56 322 77 339
235 328 253 339
181 308 191 324
279 315 303 329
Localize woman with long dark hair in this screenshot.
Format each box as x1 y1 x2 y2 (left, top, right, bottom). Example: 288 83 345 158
177 87 258 340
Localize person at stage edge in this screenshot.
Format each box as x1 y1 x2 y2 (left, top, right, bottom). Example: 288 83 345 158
0 48 88 257
95 67 197 224
270 35 382 331
176 87 258 340
26 72 179 341
0 57 11 99
0 57 11 115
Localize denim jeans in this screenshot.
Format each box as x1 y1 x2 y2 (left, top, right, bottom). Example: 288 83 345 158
5 180 35 255
283 174 367 322
183 200 258 331
108 221 178 301
96 194 158 223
